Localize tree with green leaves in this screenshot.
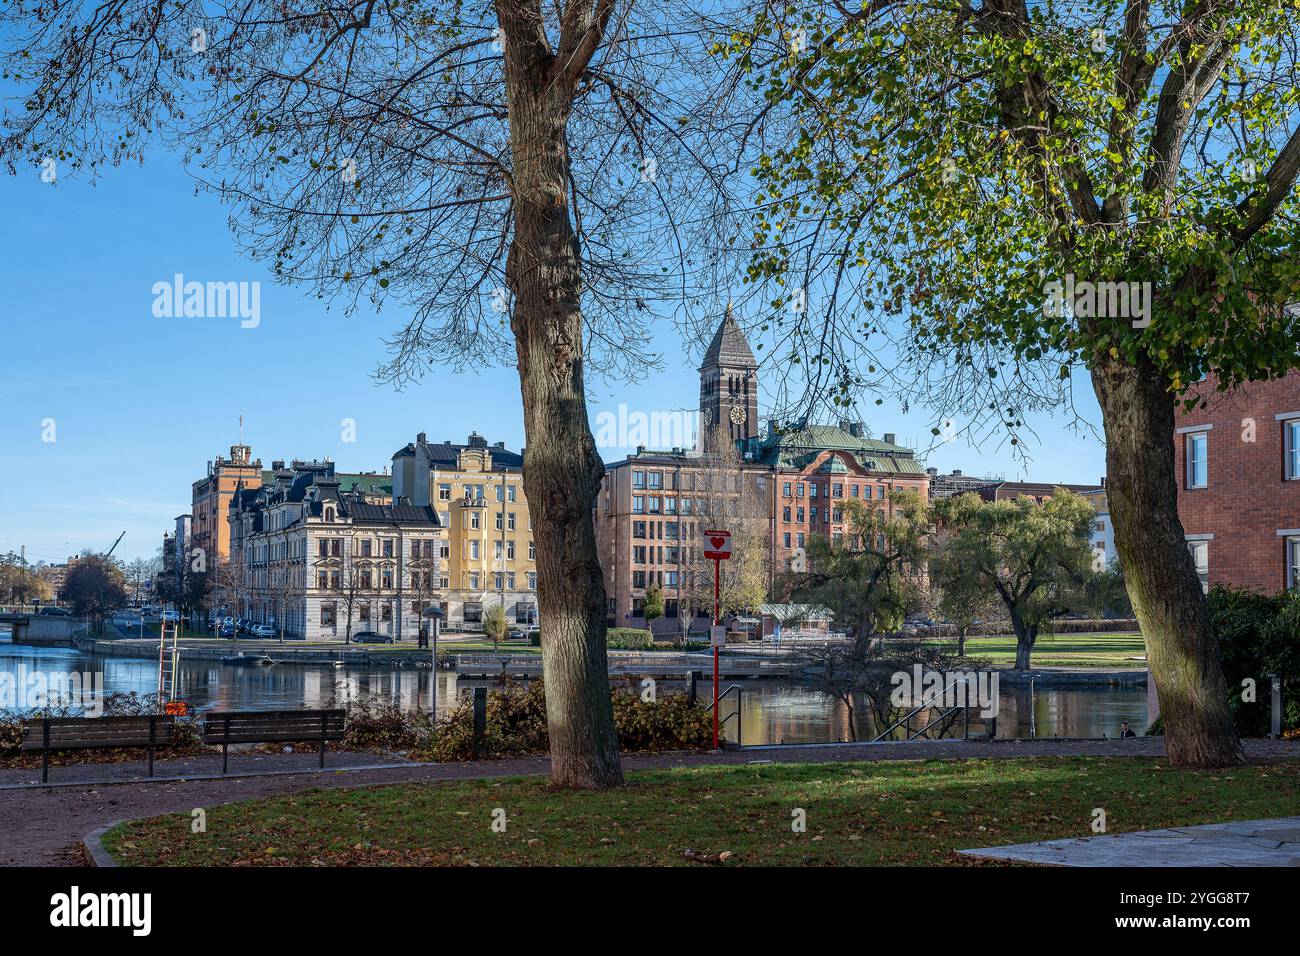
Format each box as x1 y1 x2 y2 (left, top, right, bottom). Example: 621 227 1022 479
789 490 931 651
723 1 1300 766
642 583 665 627
931 491 1097 669
483 603 508 650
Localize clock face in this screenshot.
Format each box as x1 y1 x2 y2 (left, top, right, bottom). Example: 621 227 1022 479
729 405 746 426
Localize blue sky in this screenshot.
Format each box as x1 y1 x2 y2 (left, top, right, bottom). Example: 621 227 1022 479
0 153 1106 564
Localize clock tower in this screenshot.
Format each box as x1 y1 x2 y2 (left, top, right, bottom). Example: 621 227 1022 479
699 303 759 453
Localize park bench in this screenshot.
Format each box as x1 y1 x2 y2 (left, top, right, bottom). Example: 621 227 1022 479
21 715 176 783
202 709 346 774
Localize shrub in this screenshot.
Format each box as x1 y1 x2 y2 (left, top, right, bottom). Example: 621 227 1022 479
430 677 711 761
1209 587 1300 735
338 695 435 752
606 627 654 650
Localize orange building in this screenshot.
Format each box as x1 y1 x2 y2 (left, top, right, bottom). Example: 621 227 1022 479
191 444 263 563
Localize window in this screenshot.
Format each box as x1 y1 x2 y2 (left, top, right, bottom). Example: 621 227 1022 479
809 484 818 498
632 496 645 514
382 539 394 557
782 506 791 522
796 483 805 497
381 603 392 622
633 521 648 539
463 601 483 624
1289 537 1300 591
361 539 372 557
851 485 860 498
782 482 792 497
1187 540 1209 592
1287 420 1300 480
648 472 663 489
632 470 645 489
438 483 451 500
876 486 886 500
469 541 480 559
470 512 481 530
508 513 517 531
833 483 843 498
469 572 480 590
381 569 393 589
318 540 328 557
507 541 516 560
508 485 517 503
1186 431 1208 489
359 602 371 622
321 604 335 626
648 497 661 514
528 540 536 560
527 573 537 590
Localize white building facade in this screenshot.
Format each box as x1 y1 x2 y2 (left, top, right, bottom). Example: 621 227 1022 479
228 462 443 641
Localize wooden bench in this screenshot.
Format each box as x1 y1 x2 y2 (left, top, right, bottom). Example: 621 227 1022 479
21 715 176 783
202 709 346 774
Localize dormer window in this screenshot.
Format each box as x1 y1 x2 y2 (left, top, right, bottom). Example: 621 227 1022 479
325 507 335 522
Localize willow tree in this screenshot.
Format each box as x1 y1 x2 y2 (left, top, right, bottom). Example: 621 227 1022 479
1 1 755 787
725 0 1300 766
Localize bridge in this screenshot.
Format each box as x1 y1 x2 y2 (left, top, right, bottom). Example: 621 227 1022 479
0 612 85 644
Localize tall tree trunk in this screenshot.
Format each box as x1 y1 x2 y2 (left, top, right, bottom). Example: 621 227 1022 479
501 10 623 789
1092 354 1242 768
1010 607 1036 669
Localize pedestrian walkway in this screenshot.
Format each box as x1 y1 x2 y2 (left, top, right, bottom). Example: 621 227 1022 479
960 817 1300 866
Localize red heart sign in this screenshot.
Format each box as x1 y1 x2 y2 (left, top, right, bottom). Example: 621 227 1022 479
710 536 726 549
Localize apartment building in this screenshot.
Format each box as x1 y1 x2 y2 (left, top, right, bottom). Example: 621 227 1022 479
391 432 538 630
596 447 772 636
595 308 925 635
228 460 443 640
1175 370 1300 592
191 444 263 564
743 421 930 573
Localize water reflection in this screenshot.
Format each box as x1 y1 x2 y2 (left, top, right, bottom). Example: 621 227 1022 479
1 632 1146 744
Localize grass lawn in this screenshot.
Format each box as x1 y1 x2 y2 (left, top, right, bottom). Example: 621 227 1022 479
101 755 1300 866
957 631 1146 667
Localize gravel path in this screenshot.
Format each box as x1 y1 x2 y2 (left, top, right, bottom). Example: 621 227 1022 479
3 737 1294 867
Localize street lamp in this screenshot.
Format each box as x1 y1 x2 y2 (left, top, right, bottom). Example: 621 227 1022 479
421 605 446 719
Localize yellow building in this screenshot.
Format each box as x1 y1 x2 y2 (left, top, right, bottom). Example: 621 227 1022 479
391 432 537 630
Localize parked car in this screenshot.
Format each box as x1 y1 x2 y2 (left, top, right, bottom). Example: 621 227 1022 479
219 623 237 638
507 627 528 641
249 623 276 639
37 606 72 617
351 630 393 644
160 609 180 623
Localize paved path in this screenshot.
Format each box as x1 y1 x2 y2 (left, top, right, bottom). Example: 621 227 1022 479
2 737 1295 867
960 817 1300 866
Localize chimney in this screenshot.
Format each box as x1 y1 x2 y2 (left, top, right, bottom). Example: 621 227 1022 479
952 469 963 476
768 419 779 438
883 432 896 445
839 418 854 433
926 467 938 477
1100 476 1107 488
416 432 427 444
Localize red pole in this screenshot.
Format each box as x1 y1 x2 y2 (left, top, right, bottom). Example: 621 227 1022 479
712 557 720 749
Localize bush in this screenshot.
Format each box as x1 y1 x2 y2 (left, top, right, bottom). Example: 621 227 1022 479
338 695 434 752
1209 587 1300 735
606 627 654 650
430 677 711 761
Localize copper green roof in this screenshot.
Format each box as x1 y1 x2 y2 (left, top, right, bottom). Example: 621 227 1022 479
751 424 926 476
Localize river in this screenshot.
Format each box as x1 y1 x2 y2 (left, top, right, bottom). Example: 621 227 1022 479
0 628 1148 744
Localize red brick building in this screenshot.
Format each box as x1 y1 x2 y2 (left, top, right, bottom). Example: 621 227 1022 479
1174 370 1300 593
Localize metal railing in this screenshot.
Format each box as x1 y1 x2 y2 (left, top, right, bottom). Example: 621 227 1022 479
705 683 744 746
871 679 976 743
